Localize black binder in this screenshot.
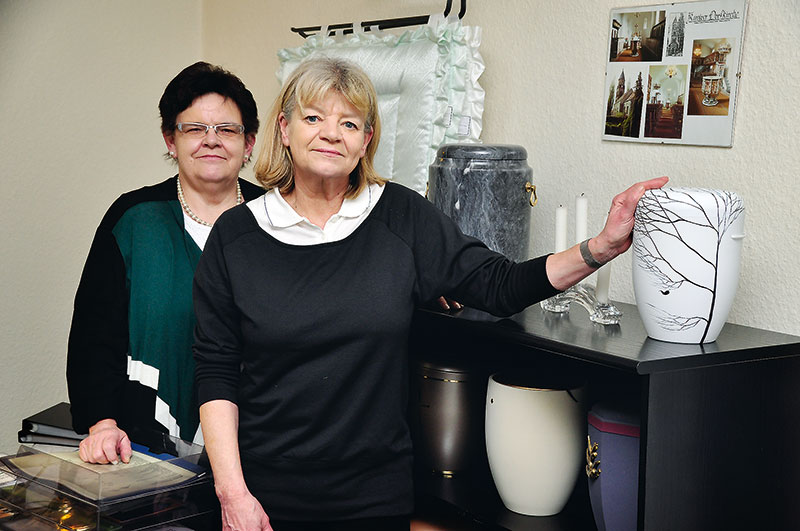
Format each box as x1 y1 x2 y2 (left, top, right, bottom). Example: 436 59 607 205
19 402 82 443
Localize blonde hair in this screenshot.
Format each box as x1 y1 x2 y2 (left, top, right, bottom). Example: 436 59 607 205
254 56 386 198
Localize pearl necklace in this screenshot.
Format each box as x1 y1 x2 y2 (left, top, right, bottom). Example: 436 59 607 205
177 177 243 227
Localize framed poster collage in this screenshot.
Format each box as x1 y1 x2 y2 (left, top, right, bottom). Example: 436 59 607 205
603 0 747 147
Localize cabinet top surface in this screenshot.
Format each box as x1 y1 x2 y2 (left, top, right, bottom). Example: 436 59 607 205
416 303 800 374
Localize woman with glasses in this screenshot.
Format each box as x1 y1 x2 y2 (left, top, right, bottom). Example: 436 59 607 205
66 62 264 464
193 56 668 530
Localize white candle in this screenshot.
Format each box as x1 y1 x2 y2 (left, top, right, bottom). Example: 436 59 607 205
595 214 611 304
575 194 588 243
555 205 568 253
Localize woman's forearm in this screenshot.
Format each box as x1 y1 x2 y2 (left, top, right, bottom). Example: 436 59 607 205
199 399 248 498
200 400 272 530
545 239 608 291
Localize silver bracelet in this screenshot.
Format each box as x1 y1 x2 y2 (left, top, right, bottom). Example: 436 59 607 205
579 238 606 269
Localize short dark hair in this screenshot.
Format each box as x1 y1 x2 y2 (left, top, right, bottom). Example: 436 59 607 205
159 62 259 136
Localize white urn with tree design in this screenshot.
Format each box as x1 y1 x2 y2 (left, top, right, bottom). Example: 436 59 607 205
632 188 745 343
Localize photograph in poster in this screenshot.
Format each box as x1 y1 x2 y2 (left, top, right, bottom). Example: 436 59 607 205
609 11 666 62
644 64 688 139
602 0 747 147
605 65 646 138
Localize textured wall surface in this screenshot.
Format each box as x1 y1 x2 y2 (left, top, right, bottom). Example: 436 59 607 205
0 1 201 452
1 0 797 452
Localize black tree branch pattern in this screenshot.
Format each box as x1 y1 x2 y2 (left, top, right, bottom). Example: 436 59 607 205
634 188 744 342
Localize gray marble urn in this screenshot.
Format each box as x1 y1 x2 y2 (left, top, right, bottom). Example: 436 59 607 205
428 144 535 262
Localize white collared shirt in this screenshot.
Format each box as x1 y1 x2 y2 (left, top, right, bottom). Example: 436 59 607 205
183 212 213 250
247 183 385 245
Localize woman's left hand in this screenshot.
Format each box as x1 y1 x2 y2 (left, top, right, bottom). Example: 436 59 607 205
545 176 669 291
589 176 669 263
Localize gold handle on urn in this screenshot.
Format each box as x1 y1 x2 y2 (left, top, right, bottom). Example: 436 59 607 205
585 435 601 479
525 182 537 207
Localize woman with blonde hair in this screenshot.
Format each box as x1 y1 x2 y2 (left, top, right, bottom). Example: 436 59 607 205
255 56 384 200
194 56 667 530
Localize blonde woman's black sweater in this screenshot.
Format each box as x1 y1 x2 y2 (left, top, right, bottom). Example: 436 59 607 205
193 182 559 521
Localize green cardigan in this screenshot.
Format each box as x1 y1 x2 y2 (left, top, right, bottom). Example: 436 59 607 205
67 175 263 441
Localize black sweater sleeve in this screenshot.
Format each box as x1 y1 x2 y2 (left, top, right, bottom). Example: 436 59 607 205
192 218 245 407
385 184 560 316
66 213 130 434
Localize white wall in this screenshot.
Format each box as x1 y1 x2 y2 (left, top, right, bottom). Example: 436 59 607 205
0 1 201 451
1 0 798 451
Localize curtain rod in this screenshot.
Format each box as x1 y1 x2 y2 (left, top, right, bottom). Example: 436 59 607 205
290 0 466 38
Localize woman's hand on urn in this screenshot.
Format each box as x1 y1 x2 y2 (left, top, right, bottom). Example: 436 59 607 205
218 488 272 531
590 176 669 263
78 418 132 464
545 176 669 291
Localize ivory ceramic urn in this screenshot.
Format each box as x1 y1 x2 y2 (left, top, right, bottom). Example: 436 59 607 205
485 371 584 516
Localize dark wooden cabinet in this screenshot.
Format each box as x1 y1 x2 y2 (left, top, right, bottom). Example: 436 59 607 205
410 302 800 530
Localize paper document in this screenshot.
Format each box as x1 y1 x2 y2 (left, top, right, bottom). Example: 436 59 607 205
0 450 202 502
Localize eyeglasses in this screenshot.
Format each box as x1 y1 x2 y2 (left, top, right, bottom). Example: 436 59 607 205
175 122 245 138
